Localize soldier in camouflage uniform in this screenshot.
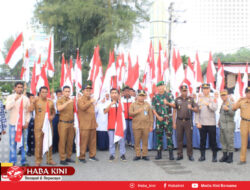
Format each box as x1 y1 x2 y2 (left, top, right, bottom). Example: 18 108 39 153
152 81 176 160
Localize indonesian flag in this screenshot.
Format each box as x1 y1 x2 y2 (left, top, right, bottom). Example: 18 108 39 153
194 52 203 91
15 98 25 149
64 61 73 95
157 41 163 83
60 54 66 88
100 51 116 99
36 64 51 98
142 42 154 97
73 97 80 157
162 51 170 85
75 49 82 93
234 71 244 100
206 52 216 90
5 33 23 69
125 55 139 91
20 49 30 83
0 48 5 65
47 36 54 78
30 61 37 95
171 50 185 97
183 57 195 94
42 101 52 155
114 101 126 143
116 53 126 89
216 58 225 91
125 53 133 87
242 63 249 96
70 56 75 84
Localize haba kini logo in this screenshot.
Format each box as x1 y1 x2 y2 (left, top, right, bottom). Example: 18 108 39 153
2 166 25 181
1 166 75 181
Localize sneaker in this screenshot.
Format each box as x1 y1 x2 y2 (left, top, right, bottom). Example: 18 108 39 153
133 156 141 161
142 156 150 161
120 155 127 161
109 155 115 161
89 157 99 161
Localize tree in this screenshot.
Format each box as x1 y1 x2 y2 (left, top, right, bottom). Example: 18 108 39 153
34 0 150 67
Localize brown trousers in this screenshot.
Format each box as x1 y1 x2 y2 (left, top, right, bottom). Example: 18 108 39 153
240 120 250 162
34 128 53 164
133 128 150 157
58 122 75 161
79 129 96 159
176 119 193 157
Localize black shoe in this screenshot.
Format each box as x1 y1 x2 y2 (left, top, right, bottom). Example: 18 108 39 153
212 151 217 162
79 159 86 163
169 150 174 160
176 155 183 161
155 150 162 160
219 152 228 162
89 157 99 161
60 160 68 165
120 155 127 161
142 156 150 161
199 151 205 161
66 158 75 163
109 155 115 161
238 161 246 165
226 152 233 163
21 163 29 167
188 156 194 161
133 156 141 161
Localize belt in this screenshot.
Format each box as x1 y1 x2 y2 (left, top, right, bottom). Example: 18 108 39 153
177 118 191 122
59 120 74 124
242 118 250 122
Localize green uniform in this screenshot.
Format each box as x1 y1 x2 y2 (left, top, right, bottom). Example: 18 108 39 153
152 92 174 151
219 100 235 153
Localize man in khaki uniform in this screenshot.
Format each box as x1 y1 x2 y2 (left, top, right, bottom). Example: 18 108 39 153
30 86 56 166
77 84 98 163
233 87 250 165
129 89 153 161
57 86 75 165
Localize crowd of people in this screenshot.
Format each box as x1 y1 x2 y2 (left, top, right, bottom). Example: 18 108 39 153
0 81 249 166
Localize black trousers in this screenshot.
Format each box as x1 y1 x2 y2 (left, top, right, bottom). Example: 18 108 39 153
199 125 217 152
27 118 35 154
52 114 60 153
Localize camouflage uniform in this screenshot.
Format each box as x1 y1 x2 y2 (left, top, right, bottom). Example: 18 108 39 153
152 92 174 151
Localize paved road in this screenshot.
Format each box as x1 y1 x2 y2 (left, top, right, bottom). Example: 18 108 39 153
1 126 250 181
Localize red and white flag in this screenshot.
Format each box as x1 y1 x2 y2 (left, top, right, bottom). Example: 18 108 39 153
60 54 66 88
42 101 52 155
125 55 139 91
64 61 73 94
206 52 216 90
70 56 75 84
20 49 30 83
75 49 82 93
216 58 225 91
5 33 23 69
242 63 249 96
183 57 195 94
73 97 80 157
194 52 203 91
116 53 126 89
47 36 54 78
162 51 170 85
114 101 126 143
100 51 116 99
30 61 37 95
15 98 25 149
36 64 51 98
234 71 244 100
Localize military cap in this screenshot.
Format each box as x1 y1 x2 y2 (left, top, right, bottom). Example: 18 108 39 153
202 83 210 89
180 85 188 91
156 81 165 87
220 90 228 96
137 89 146 96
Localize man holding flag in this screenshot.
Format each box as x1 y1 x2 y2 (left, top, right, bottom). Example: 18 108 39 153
6 82 30 166
104 88 127 162
30 86 56 166
77 83 99 163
